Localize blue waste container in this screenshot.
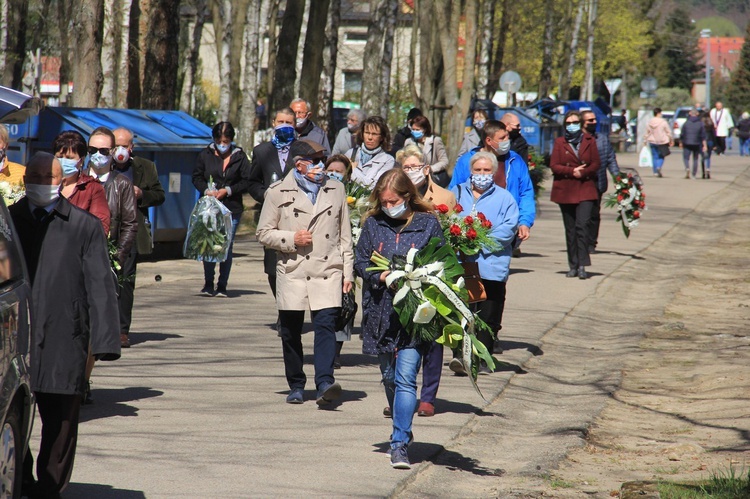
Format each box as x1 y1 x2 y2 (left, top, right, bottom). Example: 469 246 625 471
6 107 213 244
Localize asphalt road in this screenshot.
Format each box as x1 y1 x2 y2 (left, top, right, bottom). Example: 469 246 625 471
32 149 748 498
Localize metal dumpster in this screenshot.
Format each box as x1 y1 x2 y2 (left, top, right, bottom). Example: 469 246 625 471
6 107 212 244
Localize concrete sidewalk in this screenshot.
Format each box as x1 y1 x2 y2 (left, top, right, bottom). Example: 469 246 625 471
39 151 748 498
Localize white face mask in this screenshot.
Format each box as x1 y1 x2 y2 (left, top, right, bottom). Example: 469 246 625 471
25 183 60 207
382 201 407 219
406 168 427 187
113 146 130 164
494 140 511 156
89 152 112 170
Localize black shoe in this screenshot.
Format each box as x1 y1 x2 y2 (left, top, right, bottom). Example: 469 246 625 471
286 388 304 404
200 283 215 296
333 358 341 370
493 339 504 354
83 381 93 405
215 285 227 298
706 171 711 179
316 382 342 406
578 266 588 279
566 268 578 278
383 406 392 418
478 362 492 375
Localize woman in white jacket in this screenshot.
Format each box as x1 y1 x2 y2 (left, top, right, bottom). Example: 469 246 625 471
404 115 450 187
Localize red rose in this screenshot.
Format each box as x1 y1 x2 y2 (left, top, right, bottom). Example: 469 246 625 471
481 220 492 229
633 211 640 218
450 224 462 236
453 203 463 213
464 215 474 225
477 212 487 221
435 204 449 214
466 228 477 240
617 195 624 202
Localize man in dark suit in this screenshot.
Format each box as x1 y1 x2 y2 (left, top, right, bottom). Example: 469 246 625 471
248 107 297 299
112 127 166 347
12 152 120 498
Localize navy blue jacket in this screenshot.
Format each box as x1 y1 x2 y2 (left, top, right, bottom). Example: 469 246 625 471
354 211 444 355
592 132 620 194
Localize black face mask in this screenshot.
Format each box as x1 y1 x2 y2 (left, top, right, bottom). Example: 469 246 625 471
508 129 521 140
584 123 597 134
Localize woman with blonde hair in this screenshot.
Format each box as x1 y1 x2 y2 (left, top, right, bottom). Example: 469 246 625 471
354 168 443 469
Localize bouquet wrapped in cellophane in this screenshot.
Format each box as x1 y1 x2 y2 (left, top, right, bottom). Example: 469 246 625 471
346 181 371 245
367 237 499 399
183 178 233 262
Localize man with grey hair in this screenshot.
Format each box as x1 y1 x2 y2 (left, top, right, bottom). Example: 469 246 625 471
290 98 331 155
332 108 366 155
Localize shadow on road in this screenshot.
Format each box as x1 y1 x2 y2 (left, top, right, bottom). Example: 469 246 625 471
496 340 543 356
433 398 500 417
64 483 146 499
129 332 182 346
371 441 506 477
79 387 164 423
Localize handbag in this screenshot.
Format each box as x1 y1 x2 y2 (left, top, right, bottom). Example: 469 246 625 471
461 261 486 303
657 143 671 157
336 290 358 331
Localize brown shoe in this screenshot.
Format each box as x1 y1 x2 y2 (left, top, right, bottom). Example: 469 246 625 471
120 333 131 348
417 402 435 417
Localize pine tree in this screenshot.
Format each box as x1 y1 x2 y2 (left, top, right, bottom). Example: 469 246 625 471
661 7 702 90
726 22 750 114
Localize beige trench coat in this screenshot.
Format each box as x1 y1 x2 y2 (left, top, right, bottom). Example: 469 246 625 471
256 174 354 311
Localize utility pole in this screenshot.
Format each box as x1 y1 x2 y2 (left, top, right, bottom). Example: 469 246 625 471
701 29 712 108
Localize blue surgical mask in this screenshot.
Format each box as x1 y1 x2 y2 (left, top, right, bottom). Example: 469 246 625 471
565 123 581 134
471 173 494 192
215 142 231 155
411 130 424 140
89 152 111 169
382 201 407 219
326 171 344 182
473 120 485 130
59 157 80 177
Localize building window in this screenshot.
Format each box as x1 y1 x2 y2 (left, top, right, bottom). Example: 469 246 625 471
344 32 368 44
343 71 362 102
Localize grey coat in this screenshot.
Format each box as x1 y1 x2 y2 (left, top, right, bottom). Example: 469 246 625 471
592 132 620 194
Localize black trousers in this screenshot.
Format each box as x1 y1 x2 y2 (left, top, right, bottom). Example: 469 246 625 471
587 192 604 251
560 201 595 269
279 307 339 390
24 392 82 498
715 136 726 155
118 249 138 333
474 279 506 354
264 247 277 298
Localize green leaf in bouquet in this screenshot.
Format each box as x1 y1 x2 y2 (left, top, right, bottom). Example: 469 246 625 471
422 286 453 317
468 333 496 371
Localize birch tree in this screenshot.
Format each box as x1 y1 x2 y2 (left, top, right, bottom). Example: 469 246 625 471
237 0 262 150
559 0 585 100
486 0 510 98
538 0 555 99
299 0 329 119
212 0 233 120
71 0 104 107
0 0 8 83
476 0 495 99
178 0 208 113
99 1 133 108
361 0 388 116
581 0 598 101
269 0 305 113
265 0 282 103
316 0 341 139
378 0 398 118
142 0 180 109
0 0 28 87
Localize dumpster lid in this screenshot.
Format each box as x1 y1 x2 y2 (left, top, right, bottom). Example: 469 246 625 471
0 86 43 124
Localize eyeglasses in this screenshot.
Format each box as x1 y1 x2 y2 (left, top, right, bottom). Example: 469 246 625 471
402 164 425 172
88 146 112 155
363 131 381 137
565 121 581 125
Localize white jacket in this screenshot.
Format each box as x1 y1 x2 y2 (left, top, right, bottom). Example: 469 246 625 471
710 108 735 137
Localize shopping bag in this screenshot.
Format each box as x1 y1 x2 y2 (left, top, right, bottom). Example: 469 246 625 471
183 194 233 263
638 145 653 168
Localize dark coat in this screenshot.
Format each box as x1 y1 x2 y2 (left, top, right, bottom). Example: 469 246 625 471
736 118 750 139
549 135 600 204
247 141 293 205
102 170 138 263
680 116 707 147
510 133 529 164
296 120 331 155
591 132 620 194
192 145 252 216
354 211 444 355
115 156 165 254
10 197 120 396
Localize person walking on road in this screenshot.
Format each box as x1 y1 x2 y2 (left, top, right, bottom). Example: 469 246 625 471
403 115 450 187
701 113 717 179
501 112 529 162
457 108 489 158
736 112 750 157
709 101 734 155
642 108 673 178
257 140 354 406
550 110 600 279
354 168 444 469
290 98 331 155
680 109 708 179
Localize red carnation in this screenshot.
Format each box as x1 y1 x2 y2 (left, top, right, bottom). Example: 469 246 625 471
481 220 492 229
466 228 477 240
453 203 463 213
633 211 640 218
435 204 449 214
477 212 487 221
450 224 462 236
617 195 624 202
464 215 474 225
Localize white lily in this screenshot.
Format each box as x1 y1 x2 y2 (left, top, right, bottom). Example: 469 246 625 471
413 300 437 324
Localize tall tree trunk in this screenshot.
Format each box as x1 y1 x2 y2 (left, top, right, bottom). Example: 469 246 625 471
299 0 329 119
486 0 510 98
361 0 388 116
317 0 340 143
99 2 120 107
71 0 104 107
237 0 262 150
293 2 310 99
213 0 233 120
116 1 132 107
269 0 305 113
1 0 28 87
476 0 494 100
126 0 142 108
378 0 398 119
58 0 73 105
229 0 250 123
178 0 207 113
560 0 584 100
142 0 179 109
0 0 9 83
408 0 420 108
265 0 281 105
581 0 597 101
416 0 442 115
538 0 555 99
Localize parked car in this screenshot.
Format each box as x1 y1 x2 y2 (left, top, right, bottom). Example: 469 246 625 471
0 197 34 497
671 106 693 146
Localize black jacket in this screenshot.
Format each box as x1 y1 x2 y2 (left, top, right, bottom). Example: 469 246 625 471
681 116 707 147
510 134 529 164
102 170 138 263
192 144 252 216
10 196 120 396
737 118 750 139
115 156 166 254
247 141 293 205
390 126 411 155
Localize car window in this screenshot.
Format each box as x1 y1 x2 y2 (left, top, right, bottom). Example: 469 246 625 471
675 109 690 119
0 203 25 286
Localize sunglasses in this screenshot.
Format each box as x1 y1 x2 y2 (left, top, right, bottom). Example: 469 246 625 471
88 146 112 156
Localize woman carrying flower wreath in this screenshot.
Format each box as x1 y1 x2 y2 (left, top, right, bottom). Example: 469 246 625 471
449 152 519 375
354 168 444 469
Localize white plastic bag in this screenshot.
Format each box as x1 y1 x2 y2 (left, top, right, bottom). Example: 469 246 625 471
638 145 653 168
183 181 233 263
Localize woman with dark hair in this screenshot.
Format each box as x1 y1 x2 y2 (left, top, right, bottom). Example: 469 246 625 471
701 113 716 178
192 121 252 297
404 115 450 187
347 116 395 188
549 110 601 279
457 108 489 157
53 130 110 235
324 154 352 183
354 168 444 469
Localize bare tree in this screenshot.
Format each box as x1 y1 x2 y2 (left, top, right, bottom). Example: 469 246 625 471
212 0 233 120
127 0 152 108
229 0 250 123
237 0 263 150
476 0 495 100
299 0 329 119
559 0 585 100
378 0 398 118
178 0 208 113
269 0 305 113
100 1 133 108
0 0 28 88
265 0 282 102
581 0 598 101
71 0 104 107
0 0 8 82
486 0 510 98
141 0 179 109
538 0 555 99
361 0 388 116
58 0 74 105
317 0 340 141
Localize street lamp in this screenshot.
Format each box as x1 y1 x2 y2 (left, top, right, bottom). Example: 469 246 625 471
701 29 711 108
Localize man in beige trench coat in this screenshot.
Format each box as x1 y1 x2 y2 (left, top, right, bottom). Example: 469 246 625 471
257 140 354 406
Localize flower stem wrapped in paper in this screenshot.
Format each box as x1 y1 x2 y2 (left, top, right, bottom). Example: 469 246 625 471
183 176 234 262
603 171 646 238
346 181 371 245
367 237 499 400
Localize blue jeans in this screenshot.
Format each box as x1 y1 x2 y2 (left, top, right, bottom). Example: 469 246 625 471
379 346 424 448
203 212 241 288
740 137 750 156
650 144 665 174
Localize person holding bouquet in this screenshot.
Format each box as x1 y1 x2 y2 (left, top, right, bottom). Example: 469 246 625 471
354 168 444 469
449 152 519 375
